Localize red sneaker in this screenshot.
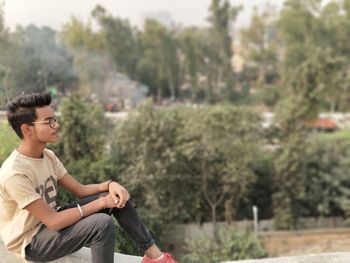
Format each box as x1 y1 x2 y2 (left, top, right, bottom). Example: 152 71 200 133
141 252 179 263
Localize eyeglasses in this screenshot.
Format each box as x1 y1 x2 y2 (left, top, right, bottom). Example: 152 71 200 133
29 117 58 129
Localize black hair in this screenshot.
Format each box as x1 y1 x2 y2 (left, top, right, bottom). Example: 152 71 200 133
6 92 52 139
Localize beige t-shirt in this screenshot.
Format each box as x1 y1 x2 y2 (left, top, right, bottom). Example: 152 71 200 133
0 148 67 259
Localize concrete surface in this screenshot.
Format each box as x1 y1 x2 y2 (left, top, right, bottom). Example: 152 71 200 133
3 238 350 263
222 253 350 263
0 238 141 263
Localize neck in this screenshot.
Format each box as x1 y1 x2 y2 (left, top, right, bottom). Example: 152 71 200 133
17 140 46 159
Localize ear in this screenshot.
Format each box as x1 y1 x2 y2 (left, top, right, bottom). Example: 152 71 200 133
20 123 32 137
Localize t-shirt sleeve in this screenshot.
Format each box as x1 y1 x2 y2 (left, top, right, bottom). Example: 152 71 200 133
4 174 42 209
54 156 67 181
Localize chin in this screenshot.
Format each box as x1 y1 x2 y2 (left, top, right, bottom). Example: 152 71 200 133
50 135 60 143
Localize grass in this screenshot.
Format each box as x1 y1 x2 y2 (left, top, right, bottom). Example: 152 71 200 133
310 129 350 142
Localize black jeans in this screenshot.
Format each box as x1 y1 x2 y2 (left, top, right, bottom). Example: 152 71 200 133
25 192 155 263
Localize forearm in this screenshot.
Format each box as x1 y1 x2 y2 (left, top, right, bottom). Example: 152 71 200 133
51 197 106 231
76 181 110 198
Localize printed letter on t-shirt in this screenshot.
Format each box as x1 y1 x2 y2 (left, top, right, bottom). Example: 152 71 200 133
36 175 58 209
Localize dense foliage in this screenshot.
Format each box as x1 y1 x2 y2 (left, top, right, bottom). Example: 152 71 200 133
0 121 19 164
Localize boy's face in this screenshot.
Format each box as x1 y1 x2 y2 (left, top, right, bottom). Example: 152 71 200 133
29 106 60 144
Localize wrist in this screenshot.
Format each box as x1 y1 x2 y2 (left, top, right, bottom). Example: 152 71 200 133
100 196 107 209
105 180 113 191
77 204 84 218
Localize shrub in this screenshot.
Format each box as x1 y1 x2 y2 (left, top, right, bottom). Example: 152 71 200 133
182 227 267 263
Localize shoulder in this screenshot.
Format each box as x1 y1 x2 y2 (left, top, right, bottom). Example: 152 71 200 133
43 148 56 158
0 169 34 201
0 150 22 183
43 148 60 162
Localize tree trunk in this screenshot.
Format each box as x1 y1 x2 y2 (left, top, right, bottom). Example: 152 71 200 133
206 73 213 104
191 77 197 101
224 197 234 226
157 83 162 104
167 67 175 100
4 70 9 103
211 204 219 243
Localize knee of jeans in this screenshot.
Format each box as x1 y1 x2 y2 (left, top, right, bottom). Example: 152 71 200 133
91 213 115 232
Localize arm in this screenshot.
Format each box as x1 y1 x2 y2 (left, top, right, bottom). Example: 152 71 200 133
58 173 109 198
24 194 117 231
59 174 130 208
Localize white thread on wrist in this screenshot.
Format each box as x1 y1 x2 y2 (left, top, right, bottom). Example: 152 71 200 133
77 204 84 218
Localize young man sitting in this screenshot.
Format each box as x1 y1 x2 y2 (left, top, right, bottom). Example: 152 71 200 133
0 92 178 263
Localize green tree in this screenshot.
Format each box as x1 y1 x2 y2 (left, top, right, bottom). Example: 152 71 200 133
301 132 350 219
112 103 262 242
91 5 141 79
0 24 76 105
178 27 202 100
61 16 110 98
271 0 350 227
61 15 105 50
137 20 180 101
278 0 350 111
51 94 115 205
240 4 280 88
278 0 321 73
54 94 107 163
111 102 195 224
181 106 261 241
206 0 241 101
316 0 350 111
0 3 13 107
272 50 330 229
0 122 19 165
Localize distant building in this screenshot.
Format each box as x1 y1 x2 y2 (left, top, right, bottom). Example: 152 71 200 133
261 112 349 131
304 118 338 132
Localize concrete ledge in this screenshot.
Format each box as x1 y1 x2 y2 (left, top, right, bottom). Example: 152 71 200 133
0 239 141 263
224 253 350 263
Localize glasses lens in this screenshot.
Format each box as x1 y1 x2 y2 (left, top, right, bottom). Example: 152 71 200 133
49 118 57 129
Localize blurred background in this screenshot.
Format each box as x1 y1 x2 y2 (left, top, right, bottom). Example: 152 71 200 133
2 0 350 262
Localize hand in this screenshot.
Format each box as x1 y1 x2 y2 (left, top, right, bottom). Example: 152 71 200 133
108 182 130 208
102 193 119 209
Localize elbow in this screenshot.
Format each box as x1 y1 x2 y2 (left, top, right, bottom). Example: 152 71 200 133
74 185 87 199
44 216 63 231
45 221 61 231
75 192 85 199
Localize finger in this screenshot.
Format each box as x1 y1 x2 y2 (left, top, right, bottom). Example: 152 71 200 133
121 190 130 201
117 196 126 207
122 192 130 202
110 193 119 205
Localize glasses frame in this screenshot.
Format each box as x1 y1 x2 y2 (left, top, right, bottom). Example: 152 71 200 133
29 117 58 129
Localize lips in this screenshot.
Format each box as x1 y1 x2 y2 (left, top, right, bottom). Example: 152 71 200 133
52 128 60 136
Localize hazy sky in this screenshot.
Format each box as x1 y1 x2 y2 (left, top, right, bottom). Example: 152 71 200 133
3 0 283 30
